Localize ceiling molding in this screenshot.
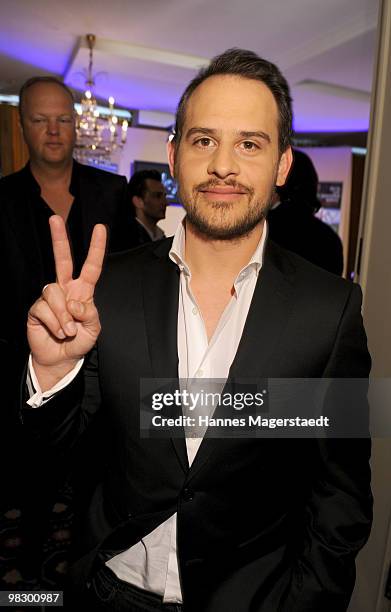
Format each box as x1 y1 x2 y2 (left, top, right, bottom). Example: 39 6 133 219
88 37 208 70
295 79 371 102
62 35 82 80
279 11 378 71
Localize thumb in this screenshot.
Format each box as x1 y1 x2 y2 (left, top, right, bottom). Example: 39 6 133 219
68 300 99 326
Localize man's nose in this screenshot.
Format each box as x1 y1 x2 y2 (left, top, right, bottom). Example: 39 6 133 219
207 144 240 179
47 119 60 135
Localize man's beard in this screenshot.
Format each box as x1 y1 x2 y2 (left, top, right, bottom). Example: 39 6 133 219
178 178 274 240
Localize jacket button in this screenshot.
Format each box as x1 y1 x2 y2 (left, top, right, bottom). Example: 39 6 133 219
181 487 194 502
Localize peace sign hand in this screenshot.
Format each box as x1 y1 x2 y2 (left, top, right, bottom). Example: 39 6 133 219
27 215 107 391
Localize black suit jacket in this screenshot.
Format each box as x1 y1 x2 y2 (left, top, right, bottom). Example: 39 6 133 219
268 201 344 276
129 217 154 246
127 217 166 247
22 238 372 612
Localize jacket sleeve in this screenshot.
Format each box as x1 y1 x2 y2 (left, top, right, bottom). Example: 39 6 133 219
279 284 373 612
20 346 101 453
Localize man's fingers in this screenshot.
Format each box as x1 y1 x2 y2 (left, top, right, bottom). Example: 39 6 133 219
28 299 67 340
40 283 77 337
79 224 107 287
49 215 73 286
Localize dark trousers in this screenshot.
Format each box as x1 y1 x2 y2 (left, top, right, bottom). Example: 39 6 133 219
83 565 183 612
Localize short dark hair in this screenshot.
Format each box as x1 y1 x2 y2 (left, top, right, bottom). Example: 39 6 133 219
173 48 292 154
19 76 74 121
277 149 320 213
128 169 162 213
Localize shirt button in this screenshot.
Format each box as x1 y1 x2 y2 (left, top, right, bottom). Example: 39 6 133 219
192 307 198 315
196 369 203 377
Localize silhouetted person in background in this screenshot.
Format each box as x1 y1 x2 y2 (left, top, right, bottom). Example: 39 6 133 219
268 148 344 275
127 169 167 244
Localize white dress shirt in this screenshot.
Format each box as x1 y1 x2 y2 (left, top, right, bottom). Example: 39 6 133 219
27 218 267 603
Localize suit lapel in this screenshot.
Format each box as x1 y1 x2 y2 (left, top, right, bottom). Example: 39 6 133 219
141 242 189 473
227 240 295 379
187 241 296 482
141 243 179 378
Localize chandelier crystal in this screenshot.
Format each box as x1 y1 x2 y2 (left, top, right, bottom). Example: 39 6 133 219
74 34 129 164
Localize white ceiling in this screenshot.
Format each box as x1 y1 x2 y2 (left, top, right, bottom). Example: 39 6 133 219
0 0 379 132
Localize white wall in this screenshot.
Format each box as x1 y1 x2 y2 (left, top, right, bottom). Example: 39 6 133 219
350 2 391 610
159 204 186 237
115 126 169 179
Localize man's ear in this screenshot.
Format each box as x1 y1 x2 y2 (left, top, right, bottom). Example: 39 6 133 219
276 146 293 187
18 115 25 138
132 195 144 211
167 140 176 178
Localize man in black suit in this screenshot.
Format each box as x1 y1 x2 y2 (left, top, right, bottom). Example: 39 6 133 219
127 169 167 245
0 76 134 587
0 76 134 391
24 49 372 611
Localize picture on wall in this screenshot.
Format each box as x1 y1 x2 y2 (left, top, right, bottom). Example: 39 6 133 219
132 161 180 205
315 181 343 233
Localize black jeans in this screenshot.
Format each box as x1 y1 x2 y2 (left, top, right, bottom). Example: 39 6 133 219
87 564 183 612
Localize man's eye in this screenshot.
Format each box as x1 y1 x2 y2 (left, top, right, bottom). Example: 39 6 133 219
32 118 45 123
240 141 259 151
195 137 213 148
59 117 73 123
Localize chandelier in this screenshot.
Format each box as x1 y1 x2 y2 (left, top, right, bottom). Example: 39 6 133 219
74 34 129 164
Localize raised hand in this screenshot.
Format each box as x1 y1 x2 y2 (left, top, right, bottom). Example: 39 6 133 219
27 215 107 390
